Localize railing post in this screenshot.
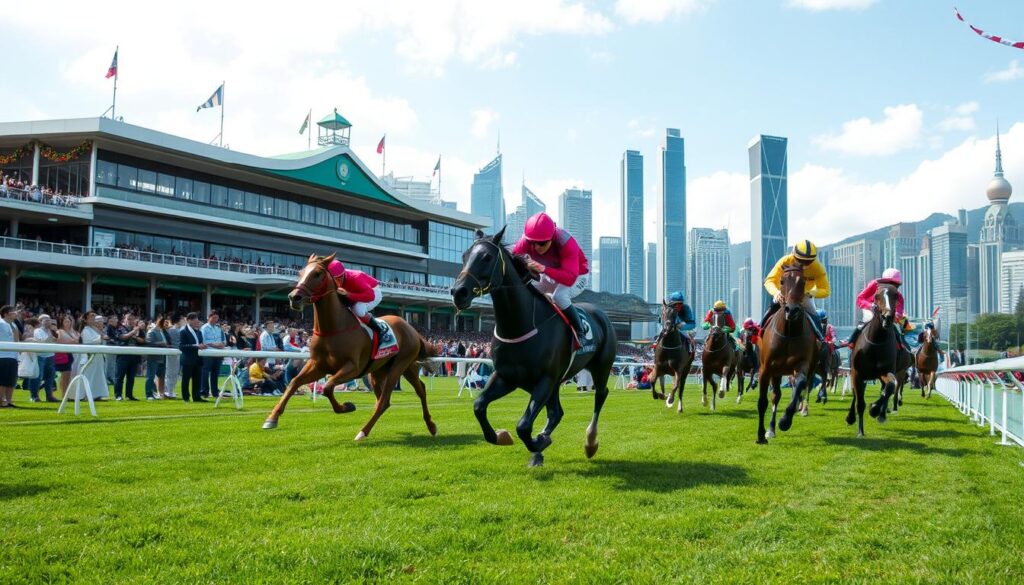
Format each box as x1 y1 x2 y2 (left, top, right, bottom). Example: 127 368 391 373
988 377 996 435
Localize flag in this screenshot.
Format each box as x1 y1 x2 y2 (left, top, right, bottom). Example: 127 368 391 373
299 110 311 135
432 156 441 176
105 49 118 79
376 135 386 154
197 83 224 112
931 306 941 319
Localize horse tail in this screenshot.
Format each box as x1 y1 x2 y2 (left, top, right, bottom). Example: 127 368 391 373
416 334 439 374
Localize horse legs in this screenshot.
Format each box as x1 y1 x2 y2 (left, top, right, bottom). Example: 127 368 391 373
262 361 329 429
756 370 770 444
768 378 782 438
779 371 807 432
710 371 718 412
701 373 709 408
674 372 685 414
585 365 612 459
869 373 895 424
403 365 436 436
539 389 565 437
848 374 867 437
321 363 361 414
516 376 557 467
653 366 666 401
355 369 405 441
473 374 519 446
927 372 935 399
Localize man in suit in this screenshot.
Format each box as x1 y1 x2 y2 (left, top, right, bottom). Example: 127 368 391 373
179 312 207 402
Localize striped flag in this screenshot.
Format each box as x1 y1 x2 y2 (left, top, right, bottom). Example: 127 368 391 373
432 156 441 176
376 135 386 154
105 48 118 79
196 83 224 112
299 110 311 135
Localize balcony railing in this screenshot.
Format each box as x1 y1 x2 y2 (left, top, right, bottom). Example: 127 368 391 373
1 186 81 208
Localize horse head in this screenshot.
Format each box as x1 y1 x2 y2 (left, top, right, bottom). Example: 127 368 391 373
661 302 679 335
781 265 806 323
451 226 510 310
874 283 897 329
289 252 337 311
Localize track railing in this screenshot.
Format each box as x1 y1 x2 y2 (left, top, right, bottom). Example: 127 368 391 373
938 358 1024 448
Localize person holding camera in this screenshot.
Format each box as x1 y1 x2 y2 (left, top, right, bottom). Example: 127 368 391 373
113 313 146 401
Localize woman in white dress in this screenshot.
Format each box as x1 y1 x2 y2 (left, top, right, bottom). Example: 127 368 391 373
78 312 110 400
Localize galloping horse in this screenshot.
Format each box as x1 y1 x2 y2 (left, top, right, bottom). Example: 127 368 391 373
890 344 914 414
262 254 438 440
700 311 739 412
654 302 696 413
915 327 941 399
735 329 759 404
848 282 899 435
756 265 818 444
451 228 617 467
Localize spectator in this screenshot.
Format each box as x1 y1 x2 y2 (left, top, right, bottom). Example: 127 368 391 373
78 311 109 400
259 321 279 365
200 311 226 398
164 316 182 398
113 313 146 401
145 316 170 400
248 357 283 395
104 314 120 385
0 305 19 408
54 315 80 399
29 314 58 402
178 312 207 402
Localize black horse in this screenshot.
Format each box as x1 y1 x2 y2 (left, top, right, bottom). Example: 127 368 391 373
848 283 899 436
451 228 618 467
735 329 759 404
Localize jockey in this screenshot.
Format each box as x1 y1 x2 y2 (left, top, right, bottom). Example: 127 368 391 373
510 212 589 339
656 290 696 349
842 267 905 349
702 300 737 347
761 240 829 340
740 318 761 345
818 309 836 348
327 259 391 342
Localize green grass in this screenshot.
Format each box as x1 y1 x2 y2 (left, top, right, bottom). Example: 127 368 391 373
2 378 1023 584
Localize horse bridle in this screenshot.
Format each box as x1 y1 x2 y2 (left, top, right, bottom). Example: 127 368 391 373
292 263 336 303
458 239 508 298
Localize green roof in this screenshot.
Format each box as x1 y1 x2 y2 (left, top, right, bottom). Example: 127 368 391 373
318 109 351 130
265 153 404 207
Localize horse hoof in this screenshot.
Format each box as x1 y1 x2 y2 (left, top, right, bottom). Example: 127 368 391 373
869 403 881 418
536 433 553 452
262 419 278 430
665 399 673 409
736 396 742 404
766 430 776 439
584 441 599 459
528 452 544 468
876 415 887 424
495 430 514 446
756 437 768 445
428 422 438 436
718 390 725 399
701 397 708 407
800 410 808 417
334 402 356 414
856 431 864 438
778 416 792 432
921 391 926 398
354 431 368 441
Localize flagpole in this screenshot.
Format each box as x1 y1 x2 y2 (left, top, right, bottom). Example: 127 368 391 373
307 109 312 150
219 81 225 147
111 45 119 120
382 135 386 178
439 155 442 199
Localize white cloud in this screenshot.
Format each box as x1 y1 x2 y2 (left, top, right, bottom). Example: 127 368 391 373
814 104 923 156
786 0 877 11
613 0 713 24
939 101 978 132
471 109 499 139
984 60 1024 84
955 102 980 116
688 171 750 238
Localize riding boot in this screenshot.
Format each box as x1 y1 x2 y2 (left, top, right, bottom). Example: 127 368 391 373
759 302 780 328
360 314 392 343
562 304 584 347
808 311 824 341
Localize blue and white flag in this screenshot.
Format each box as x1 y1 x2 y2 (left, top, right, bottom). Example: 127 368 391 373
196 83 224 112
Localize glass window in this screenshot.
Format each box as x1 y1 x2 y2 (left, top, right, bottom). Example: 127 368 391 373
152 237 172 253
193 181 210 203
96 160 117 185
116 165 136 190
156 173 175 196
302 204 315 223
260 195 274 215
136 169 156 192
274 198 288 218
316 208 328 224
228 188 245 210
244 192 260 213
211 184 228 207
328 210 340 228
288 201 300 221
340 213 352 231
175 177 193 200
385 223 395 240
374 221 385 237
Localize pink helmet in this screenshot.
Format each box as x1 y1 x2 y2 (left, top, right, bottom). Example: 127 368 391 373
327 259 345 278
523 212 556 242
880 267 901 285
742 318 755 328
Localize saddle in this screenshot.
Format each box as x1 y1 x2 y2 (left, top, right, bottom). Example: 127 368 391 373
548 301 595 352
351 310 399 360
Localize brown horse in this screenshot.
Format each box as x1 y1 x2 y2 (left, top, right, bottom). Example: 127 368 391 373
654 302 696 413
262 254 437 440
756 265 818 444
848 282 899 435
915 327 941 398
735 329 759 404
700 310 739 413
890 344 914 414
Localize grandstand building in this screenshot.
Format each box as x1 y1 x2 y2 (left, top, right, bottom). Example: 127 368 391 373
0 115 491 331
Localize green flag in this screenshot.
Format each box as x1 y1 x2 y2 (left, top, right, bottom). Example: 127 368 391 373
299 110 310 135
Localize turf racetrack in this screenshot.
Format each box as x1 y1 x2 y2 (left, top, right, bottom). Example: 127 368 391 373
2 379 1022 584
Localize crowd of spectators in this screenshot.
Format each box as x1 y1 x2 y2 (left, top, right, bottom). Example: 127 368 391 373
1 174 80 208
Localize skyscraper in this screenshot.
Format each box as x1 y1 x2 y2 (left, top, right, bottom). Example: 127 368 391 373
900 255 921 318
505 184 546 242
471 154 504 232
749 134 787 317
931 221 969 335
1000 250 1024 313
646 242 658 303
968 244 980 315
979 127 1021 314
882 223 920 271
559 188 593 262
621 150 645 297
687 228 730 317
658 129 687 297
829 238 880 294
916 236 933 321
737 261 751 321
599 237 623 294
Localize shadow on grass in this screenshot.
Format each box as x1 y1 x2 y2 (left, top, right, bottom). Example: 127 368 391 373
362 432 482 449
822 436 973 457
894 427 975 439
576 459 749 492
0 482 53 501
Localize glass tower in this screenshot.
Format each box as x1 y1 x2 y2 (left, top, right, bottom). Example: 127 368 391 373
621 150 645 297
658 129 687 297
748 134 788 317
471 154 504 233
599 236 623 294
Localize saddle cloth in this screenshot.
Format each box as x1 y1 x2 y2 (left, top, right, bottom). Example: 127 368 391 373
548 302 597 354
354 313 399 360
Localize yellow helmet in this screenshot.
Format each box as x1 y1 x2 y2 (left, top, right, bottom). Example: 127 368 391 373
793 240 817 261
714 300 727 310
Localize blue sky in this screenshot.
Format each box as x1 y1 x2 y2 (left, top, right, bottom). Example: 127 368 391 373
5 0 1024 246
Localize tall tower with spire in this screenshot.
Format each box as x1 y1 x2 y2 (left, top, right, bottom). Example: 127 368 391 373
979 124 1021 313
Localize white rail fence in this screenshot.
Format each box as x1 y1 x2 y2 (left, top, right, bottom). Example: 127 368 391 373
938 358 1024 448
